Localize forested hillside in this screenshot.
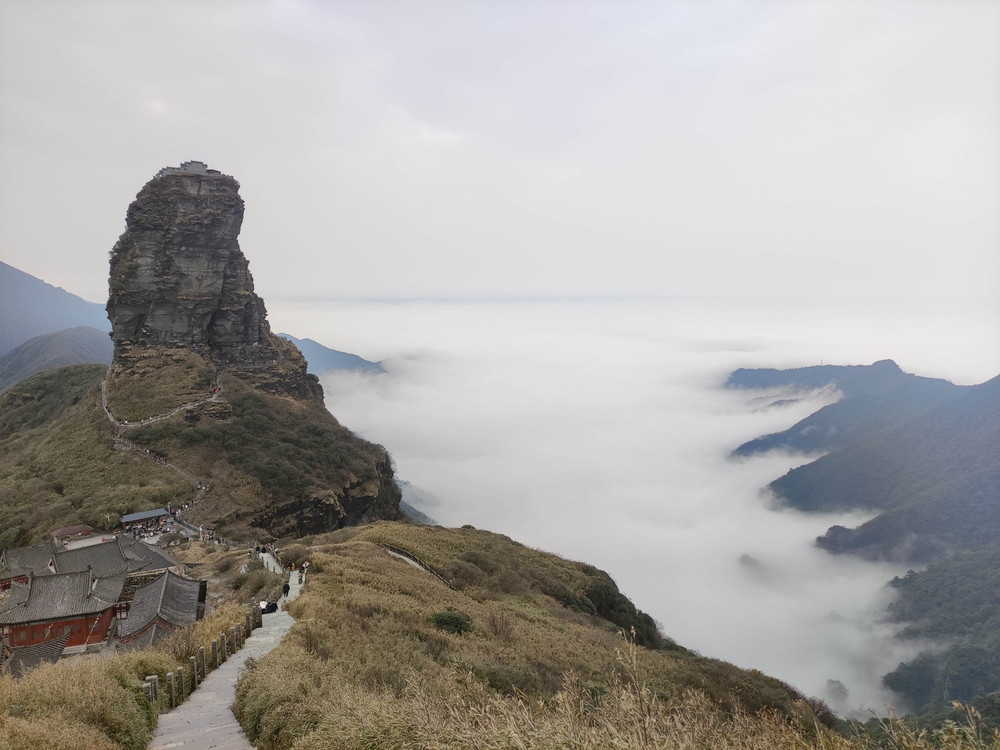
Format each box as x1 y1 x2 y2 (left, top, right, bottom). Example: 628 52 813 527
730 362 1000 721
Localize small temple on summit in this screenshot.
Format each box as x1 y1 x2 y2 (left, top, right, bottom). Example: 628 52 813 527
154 160 223 178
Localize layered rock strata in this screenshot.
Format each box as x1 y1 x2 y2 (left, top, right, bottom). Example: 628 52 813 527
107 161 287 373
105 161 401 532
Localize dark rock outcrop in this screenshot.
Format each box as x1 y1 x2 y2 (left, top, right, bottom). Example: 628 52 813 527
107 161 293 377
103 161 401 533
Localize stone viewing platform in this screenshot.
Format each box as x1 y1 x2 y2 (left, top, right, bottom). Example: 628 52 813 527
155 160 225 178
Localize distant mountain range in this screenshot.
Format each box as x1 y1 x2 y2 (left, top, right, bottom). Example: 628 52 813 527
729 360 999 563
730 360 1000 718
0 326 113 392
731 360 956 463
0 262 385 392
277 333 384 375
0 261 109 355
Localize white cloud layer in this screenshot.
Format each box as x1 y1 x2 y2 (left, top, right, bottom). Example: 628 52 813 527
270 297 998 715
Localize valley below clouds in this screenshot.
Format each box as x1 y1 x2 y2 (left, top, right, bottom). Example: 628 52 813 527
271 296 998 716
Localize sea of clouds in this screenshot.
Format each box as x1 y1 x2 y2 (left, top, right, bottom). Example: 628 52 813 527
270 296 998 716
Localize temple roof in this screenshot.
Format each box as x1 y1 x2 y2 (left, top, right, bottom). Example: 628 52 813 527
2 632 71 677
0 541 60 579
119 570 203 642
0 571 124 624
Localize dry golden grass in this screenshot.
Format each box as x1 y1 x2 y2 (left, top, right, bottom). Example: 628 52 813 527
106 347 216 422
0 651 175 750
233 524 1000 750
173 542 285 608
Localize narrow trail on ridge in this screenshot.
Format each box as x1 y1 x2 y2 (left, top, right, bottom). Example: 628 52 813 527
147 556 302 750
101 372 225 520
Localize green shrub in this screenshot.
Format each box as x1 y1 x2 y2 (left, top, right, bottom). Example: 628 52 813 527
432 611 472 635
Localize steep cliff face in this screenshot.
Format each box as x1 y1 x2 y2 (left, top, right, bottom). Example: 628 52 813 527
108 162 287 373
100 162 401 534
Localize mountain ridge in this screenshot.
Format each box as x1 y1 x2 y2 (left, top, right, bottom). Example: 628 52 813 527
0 326 113 393
0 260 109 355
731 360 1000 718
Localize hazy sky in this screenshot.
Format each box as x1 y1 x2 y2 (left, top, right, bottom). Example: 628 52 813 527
1 1 998 306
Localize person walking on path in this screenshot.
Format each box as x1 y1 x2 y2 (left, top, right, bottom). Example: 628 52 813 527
148 569 303 750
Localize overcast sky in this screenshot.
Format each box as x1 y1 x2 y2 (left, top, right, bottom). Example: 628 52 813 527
1 0 998 307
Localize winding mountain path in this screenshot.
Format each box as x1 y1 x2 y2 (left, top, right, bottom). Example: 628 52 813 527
148 556 300 750
101 373 222 522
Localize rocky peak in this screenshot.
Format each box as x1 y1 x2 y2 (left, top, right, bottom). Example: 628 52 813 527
106 162 315 397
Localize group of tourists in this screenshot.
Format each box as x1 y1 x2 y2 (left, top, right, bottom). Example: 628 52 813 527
126 517 176 539
142 448 168 464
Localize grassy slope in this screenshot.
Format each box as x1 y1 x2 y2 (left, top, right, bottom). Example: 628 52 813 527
234 523 844 749
127 372 398 538
105 347 217 422
0 350 400 544
0 365 192 546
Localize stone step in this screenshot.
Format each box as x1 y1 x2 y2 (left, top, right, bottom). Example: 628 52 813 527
146 571 301 749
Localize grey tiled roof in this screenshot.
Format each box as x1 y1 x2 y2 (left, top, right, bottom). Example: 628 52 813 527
2 632 71 677
0 541 60 579
118 536 180 572
51 540 128 577
120 508 169 524
119 571 203 641
1 537 179 583
0 571 125 624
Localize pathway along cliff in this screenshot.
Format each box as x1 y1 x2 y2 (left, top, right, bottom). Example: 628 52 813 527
148 557 302 750
101 373 219 534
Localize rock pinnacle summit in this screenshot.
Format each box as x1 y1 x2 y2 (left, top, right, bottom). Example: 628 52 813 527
105 161 318 398
107 161 287 370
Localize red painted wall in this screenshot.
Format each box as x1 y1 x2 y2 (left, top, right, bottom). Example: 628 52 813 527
7 609 115 648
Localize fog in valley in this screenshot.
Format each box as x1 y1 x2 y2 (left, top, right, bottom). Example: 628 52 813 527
2 0 998 721
266 296 997 716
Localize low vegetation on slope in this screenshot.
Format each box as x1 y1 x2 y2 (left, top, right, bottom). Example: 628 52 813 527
0 351 401 544
233 523 846 748
0 365 190 547
127 371 401 538
105 347 217 422
881 545 1000 718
